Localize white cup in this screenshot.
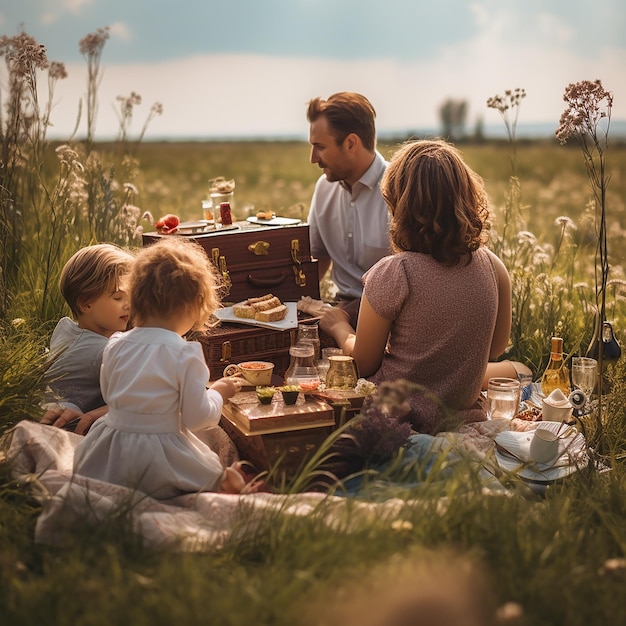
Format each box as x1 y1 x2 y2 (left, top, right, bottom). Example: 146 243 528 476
223 361 274 386
529 428 560 464
541 398 573 422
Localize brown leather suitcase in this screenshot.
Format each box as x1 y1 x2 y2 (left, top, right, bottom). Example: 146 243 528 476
142 222 320 304
190 322 296 381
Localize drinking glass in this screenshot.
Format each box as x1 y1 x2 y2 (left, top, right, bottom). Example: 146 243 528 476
487 377 521 420
296 323 321 360
317 347 343 384
571 356 597 408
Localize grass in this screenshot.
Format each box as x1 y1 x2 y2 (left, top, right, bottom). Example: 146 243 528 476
2 138 626 625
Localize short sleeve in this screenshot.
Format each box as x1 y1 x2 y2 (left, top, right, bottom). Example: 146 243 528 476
363 255 409 320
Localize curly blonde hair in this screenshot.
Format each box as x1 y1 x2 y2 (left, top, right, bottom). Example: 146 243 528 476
381 140 490 266
130 237 221 329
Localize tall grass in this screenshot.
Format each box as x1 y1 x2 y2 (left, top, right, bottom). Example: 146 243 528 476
1 28 626 626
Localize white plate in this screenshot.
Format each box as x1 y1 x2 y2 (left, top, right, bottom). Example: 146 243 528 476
494 422 587 483
246 216 301 226
176 220 211 234
214 301 298 330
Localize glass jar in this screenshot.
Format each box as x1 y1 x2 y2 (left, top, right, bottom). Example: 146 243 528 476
219 202 233 226
317 347 343 384
283 343 320 391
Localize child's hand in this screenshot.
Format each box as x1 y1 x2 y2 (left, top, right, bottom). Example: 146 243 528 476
41 406 81 429
41 406 104 435
210 375 245 400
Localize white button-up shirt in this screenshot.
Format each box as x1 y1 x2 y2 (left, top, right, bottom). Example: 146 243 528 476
308 151 391 299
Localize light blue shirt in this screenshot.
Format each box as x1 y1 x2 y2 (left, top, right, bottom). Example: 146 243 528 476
308 151 391 299
43 317 107 413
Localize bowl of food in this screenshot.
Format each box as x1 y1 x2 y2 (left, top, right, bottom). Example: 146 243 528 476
256 386 276 405
279 385 301 405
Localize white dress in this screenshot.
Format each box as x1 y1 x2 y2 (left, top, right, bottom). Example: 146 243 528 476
73 327 225 499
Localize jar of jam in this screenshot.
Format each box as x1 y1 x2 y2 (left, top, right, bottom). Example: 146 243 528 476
219 202 233 225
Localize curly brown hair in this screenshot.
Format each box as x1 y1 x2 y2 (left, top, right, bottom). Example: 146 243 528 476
382 140 490 266
306 92 377 151
130 237 222 329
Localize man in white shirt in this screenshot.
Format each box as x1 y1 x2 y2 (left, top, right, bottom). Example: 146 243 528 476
307 92 391 324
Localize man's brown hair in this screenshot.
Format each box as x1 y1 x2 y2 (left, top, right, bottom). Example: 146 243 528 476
307 92 377 151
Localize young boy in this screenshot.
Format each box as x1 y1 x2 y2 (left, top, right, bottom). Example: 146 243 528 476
41 243 133 435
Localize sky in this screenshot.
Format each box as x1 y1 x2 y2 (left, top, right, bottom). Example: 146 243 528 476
1 0 625 140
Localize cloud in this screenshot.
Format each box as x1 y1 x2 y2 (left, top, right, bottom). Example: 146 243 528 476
63 0 94 13
109 21 131 42
37 43 625 141
7 0 623 139
536 12 574 44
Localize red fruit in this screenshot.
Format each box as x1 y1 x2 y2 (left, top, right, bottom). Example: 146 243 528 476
155 214 180 234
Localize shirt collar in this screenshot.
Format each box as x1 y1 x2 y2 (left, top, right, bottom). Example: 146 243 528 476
343 150 387 191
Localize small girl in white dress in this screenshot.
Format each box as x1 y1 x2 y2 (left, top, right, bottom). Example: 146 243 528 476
74 236 256 498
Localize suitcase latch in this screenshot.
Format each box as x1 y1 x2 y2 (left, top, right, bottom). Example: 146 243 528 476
211 247 231 292
291 239 307 287
220 340 232 362
219 255 231 291
248 240 270 256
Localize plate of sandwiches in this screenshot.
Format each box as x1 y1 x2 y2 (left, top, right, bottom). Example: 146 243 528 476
214 294 299 330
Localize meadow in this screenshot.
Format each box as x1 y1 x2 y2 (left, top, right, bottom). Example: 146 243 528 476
1 29 626 626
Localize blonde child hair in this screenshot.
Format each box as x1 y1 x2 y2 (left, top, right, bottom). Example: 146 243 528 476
60 243 132 318
130 237 221 330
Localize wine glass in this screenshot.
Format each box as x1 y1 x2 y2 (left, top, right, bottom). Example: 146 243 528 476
571 357 597 411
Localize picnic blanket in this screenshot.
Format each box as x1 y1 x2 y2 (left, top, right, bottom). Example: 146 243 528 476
3 418 540 551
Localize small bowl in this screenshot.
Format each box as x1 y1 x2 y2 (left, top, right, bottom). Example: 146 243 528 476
279 386 301 405
256 386 275 405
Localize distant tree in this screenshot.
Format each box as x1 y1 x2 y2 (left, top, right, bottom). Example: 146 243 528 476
473 115 485 143
439 99 468 141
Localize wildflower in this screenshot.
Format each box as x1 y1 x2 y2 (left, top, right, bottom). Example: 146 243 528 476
554 216 577 233
48 60 67 80
79 27 110 56
487 88 527 174
556 80 613 406
516 231 537 244
123 182 139 195
486 88 526 115
555 79 613 144
496 602 524 622
598 557 626 577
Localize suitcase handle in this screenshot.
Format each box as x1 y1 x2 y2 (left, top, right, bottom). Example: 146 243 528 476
247 272 287 287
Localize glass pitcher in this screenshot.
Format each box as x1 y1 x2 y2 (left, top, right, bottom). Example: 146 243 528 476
283 343 321 391
325 355 358 390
